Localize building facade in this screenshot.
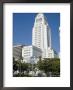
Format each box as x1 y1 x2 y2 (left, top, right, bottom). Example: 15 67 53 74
22 45 42 63
13 45 23 60
32 13 57 58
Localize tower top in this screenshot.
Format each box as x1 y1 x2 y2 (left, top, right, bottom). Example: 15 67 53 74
36 13 48 23
36 13 44 19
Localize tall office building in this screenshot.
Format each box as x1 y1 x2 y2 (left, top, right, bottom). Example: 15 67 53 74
32 13 53 58
13 13 58 63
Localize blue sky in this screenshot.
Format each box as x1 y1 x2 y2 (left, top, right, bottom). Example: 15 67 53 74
13 13 60 53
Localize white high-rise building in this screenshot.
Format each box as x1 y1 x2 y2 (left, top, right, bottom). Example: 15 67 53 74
13 13 58 63
32 13 55 58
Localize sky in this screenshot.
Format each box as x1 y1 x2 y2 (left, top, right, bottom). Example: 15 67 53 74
13 13 60 53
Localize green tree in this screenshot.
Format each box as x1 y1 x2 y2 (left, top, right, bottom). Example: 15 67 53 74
13 57 19 72
37 58 60 76
49 59 60 75
21 62 29 72
37 58 49 73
